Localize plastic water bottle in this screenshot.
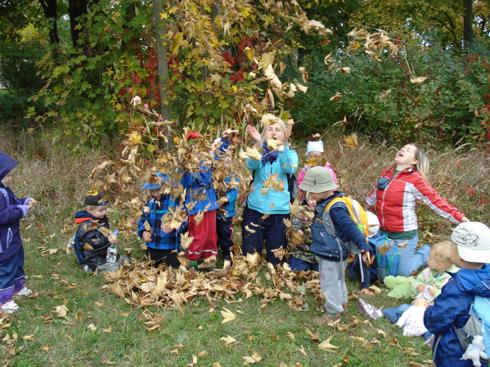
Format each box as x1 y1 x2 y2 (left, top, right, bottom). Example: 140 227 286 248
106 230 118 263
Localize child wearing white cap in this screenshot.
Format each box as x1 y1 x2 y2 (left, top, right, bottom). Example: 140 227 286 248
296 134 337 203
424 222 490 367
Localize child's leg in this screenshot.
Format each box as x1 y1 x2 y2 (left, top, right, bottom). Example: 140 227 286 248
382 304 411 323
186 211 218 261
13 246 26 293
396 234 430 276
217 216 233 260
0 252 20 305
319 258 344 315
241 208 264 256
263 214 288 265
340 259 348 307
200 211 218 260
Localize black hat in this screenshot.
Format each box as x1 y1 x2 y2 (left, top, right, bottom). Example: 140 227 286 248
84 191 109 206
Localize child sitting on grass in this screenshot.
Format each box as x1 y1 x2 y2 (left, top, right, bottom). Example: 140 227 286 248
299 166 370 324
73 191 123 272
138 172 185 269
424 222 490 367
0 152 37 313
358 241 456 343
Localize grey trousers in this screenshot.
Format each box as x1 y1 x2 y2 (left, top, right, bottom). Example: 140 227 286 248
319 258 348 315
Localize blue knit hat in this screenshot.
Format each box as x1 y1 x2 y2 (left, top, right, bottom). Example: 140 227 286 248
142 172 169 190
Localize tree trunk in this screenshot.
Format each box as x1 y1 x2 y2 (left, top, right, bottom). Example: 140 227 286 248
463 0 473 49
152 0 171 121
39 0 60 46
68 0 87 48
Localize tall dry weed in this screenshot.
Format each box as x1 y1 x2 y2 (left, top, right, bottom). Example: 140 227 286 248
1 131 488 242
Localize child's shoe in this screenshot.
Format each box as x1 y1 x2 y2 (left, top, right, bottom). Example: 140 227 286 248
0 300 20 314
16 287 33 297
357 298 383 320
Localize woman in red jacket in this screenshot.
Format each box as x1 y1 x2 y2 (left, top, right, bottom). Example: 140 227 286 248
367 143 468 276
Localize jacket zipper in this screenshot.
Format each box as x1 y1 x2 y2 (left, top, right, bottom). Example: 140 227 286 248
380 171 401 230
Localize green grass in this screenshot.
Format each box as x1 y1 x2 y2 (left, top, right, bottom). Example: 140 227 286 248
1 233 433 367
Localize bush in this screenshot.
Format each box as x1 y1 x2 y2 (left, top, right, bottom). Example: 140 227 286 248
292 41 489 145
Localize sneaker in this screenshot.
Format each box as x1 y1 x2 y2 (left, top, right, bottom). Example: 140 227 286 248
222 259 232 270
0 300 20 314
357 298 383 320
16 287 33 297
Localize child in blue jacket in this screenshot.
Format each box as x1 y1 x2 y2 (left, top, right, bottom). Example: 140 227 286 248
241 120 298 265
299 166 370 325
0 152 37 313
138 172 185 269
213 132 240 270
424 221 490 367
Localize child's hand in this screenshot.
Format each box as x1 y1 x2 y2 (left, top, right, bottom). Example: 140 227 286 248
27 198 38 208
161 223 173 234
361 251 372 265
108 234 118 245
246 125 261 143
417 284 425 293
142 231 152 242
426 286 436 296
412 298 429 307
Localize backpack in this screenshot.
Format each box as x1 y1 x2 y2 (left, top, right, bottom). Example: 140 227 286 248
454 295 490 359
325 196 370 239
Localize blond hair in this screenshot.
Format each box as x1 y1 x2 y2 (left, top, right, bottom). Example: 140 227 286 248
431 240 453 268
411 143 430 179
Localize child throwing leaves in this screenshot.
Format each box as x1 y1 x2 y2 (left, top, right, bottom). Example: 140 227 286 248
138 171 185 269
180 131 219 269
0 152 37 313
241 118 298 265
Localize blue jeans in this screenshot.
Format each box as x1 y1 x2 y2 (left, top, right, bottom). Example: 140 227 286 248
383 304 432 341
387 232 430 276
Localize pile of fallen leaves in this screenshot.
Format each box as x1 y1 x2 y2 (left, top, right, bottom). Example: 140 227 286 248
103 256 321 312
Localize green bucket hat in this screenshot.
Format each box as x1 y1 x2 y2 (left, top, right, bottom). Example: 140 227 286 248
299 166 337 193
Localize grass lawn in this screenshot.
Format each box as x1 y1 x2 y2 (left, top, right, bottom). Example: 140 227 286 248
1 233 433 367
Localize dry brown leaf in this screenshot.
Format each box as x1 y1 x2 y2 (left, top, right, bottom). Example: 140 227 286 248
410 76 428 84
53 305 68 318
242 352 262 365
318 336 338 352
87 324 97 331
220 335 237 345
221 308 236 324
343 133 358 150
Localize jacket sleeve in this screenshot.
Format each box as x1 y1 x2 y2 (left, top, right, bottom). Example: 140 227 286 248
0 189 24 225
246 157 262 171
278 146 298 174
366 188 377 207
226 186 238 207
411 174 465 223
423 278 472 334
330 204 369 251
137 214 146 238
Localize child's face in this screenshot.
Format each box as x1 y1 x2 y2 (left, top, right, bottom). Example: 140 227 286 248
263 122 285 142
2 172 12 185
307 191 332 202
394 144 418 167
427 250 450 273
150 188 162 199
87 205 108 219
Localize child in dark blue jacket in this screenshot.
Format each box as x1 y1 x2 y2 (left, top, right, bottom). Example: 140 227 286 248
138 172 185 269
299 166 370 325
424 221 490 367
0 152 37 313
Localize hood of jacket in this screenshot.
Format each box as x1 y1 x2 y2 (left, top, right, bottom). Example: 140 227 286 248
0 152 17 182
456 264 490 297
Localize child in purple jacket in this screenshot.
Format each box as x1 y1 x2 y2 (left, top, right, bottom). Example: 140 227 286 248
0 152 37 313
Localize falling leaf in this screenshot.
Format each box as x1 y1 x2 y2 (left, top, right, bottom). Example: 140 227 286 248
343 133 359 150
220 335 237 345
410 76 427 84
242 352 262 365
329 92 343 102
221 308 236 324
318 336 339 352
180 232 194 249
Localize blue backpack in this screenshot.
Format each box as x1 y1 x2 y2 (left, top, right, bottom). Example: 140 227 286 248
454 295 490 358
